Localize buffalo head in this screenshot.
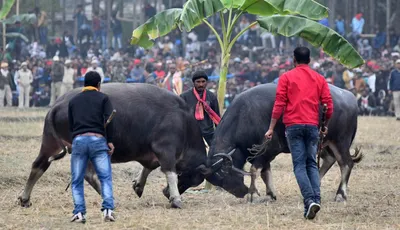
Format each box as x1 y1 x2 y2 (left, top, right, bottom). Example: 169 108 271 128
198 149 250 198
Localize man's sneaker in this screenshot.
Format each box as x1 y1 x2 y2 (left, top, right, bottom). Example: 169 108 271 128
305 202 321 220
70 212 86 223
103 209 116 222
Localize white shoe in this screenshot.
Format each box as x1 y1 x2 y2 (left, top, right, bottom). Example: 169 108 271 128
70 212 86 223
103 209 116 222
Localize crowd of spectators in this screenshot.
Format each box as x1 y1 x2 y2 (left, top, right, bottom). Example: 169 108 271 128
1 7 400 117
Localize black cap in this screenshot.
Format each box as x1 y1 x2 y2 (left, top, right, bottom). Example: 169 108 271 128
192 70 208 82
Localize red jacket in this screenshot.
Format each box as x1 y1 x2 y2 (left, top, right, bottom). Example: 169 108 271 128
272 64 333 127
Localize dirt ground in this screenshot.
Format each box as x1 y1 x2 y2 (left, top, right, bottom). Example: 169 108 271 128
0 108 399 230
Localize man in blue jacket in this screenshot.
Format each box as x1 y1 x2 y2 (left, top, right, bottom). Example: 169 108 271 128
389 59 400 120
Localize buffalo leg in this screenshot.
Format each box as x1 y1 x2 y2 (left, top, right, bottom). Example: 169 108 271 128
261 162 277 201
18 135 60 207
319 147 336 180
248 165 261 203
84 162 101 194
132 167 153 198
328 141 354 202
151 141 182 209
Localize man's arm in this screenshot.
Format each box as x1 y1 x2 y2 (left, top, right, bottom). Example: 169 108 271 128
211 93 221 117
389 70 394 91
104 96 114 144
320 79 334 124
68 102 74 139
268 74 288 131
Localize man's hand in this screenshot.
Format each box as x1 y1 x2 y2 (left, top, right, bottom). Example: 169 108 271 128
108 143 115 156
265 129 274 139
320 126 328 136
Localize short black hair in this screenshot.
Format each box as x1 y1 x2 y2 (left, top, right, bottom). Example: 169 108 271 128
192 70 208 82
84 71 101 87
294 47 311 64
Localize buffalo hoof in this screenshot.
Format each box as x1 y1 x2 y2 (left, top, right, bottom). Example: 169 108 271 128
162 186 170 199
170 198 182 209
335 194 346 202
132 181 144 198
18 196 32 208
247 187 261 203
266 192 277 201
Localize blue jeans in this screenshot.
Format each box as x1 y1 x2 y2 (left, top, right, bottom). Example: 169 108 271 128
71 136 114 215
285 125 320 207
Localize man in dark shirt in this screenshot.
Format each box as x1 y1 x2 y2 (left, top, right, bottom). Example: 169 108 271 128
68 71 115 223
180 71 220 146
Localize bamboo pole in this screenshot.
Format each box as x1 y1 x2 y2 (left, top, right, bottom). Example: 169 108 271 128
16 0 19 15
386 0 390 46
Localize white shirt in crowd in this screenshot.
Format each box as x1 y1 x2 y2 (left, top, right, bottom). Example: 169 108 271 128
86 66 105 83
368 73 376 93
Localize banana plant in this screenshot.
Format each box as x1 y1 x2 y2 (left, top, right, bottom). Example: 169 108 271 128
131 0 365 111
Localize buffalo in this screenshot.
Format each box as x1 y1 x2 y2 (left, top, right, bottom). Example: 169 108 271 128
18 83 209 209
205 83 363 202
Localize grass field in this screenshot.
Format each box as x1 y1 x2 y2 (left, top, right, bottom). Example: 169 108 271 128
0 108 399 229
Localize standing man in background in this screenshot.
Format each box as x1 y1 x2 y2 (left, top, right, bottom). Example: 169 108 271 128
16 62 33 108
60 59 76 96
389 59 400 120
265 47 333 220
0 62 13 107
49 56 64 107
86 59 105 83
68 71 115 223
180 71 220 146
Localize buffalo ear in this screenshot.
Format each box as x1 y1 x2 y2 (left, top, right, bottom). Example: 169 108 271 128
196 164 212 176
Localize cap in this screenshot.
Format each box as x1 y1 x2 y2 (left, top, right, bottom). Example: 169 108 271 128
396 59 400 64
192 70 208 82
1 62 8 68
65 59 72 65
53 56 60 61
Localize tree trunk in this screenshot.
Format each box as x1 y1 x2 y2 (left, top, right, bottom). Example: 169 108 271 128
51 0 55 36
387 0 391 46
328 0 335 28
62 0 66 29
93 0 100 14
107 0 112 47
369 0 374 31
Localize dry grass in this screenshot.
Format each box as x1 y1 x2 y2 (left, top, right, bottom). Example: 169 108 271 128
0 113 400 229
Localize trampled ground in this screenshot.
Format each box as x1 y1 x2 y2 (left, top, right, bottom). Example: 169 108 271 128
0 108 399 229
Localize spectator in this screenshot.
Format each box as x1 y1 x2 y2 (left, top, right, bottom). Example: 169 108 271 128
358 89 377 115
335 15 346 36
15 62 33 108
130 59 144 82
389 59 400 120
354 68 366 96
61 59 76 96
163 63 182 95
144 3 157 20
0 62 13 106
86 59 105 83
351 13 365 38
35 7 48 46
343 68 355 90
49 56 64 106
111 15 122 49
111 59 126 83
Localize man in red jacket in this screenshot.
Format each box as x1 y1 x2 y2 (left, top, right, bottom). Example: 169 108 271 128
265 47 333 220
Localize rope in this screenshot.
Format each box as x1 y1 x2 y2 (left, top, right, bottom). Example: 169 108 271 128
246 138 271 162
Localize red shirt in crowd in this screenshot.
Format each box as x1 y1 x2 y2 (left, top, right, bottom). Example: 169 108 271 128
271 64 334 127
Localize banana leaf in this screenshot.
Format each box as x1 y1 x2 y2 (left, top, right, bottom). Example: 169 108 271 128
257 15 364 68
1 32 29 42
0 14 37 25
220 0 328 20
130 9 182 48
0 0 15 19
179 0 225 32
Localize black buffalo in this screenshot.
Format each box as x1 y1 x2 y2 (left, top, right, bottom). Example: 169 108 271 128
18 83 208 208
205 83 363 202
